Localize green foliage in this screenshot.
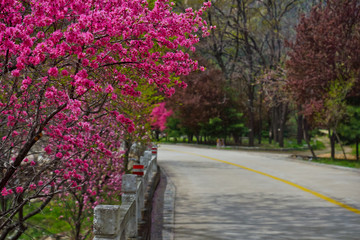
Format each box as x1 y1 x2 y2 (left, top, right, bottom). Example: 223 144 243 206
310 139 326 151
201 117 224 138
165 116 183 141
338 106 360 144
20 201 73 239
315 77 355 128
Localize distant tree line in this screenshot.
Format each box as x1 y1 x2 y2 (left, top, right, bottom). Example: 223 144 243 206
163 0 360 160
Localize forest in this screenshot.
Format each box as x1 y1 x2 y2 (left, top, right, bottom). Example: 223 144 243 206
159 0 360 161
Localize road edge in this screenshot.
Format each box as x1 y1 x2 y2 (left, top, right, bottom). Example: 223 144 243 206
159 166 176 240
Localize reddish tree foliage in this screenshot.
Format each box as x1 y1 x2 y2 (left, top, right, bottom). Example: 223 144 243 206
167 61 227 141
286 0 360 119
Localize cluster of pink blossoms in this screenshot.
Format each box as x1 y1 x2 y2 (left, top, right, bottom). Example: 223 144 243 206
0 0 211 234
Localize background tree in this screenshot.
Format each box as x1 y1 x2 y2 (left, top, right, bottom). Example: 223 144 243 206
338 106 360 161
150 102 173 140
177 0 303 146
286 0 360 159
259 66 291 147
167 60 229 143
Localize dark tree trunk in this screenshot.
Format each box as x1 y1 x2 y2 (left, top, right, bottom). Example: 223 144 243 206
123 139 132 172
187 134 193 143
303 119 317 159
297 114 304 145
75 200 84 240
155 129 160 141
248 93 255 147
272 107 279 143
356 136 359 161
268 113 272 144
329 130 336 159
195 135 200 144
258 92 263 144
278 103 288 148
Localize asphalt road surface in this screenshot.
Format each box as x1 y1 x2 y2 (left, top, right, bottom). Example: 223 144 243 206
156 144 360 240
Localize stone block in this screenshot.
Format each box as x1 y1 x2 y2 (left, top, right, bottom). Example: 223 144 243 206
93 205 121 239
122 174 137 194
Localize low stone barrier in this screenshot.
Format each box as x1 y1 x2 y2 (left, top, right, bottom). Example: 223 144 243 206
93 145 159 240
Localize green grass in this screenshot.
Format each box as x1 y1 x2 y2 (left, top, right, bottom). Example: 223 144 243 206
19 194 121 239
310 158 360 168
311 140 326 150
20 201 72 239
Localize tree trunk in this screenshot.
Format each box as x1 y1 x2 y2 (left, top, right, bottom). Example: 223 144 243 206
272 107 279 144
155 129 160 141
75 200 84 240
329 130 336 159
258 92 263 144
334 130 347 160
297 114 304 145
195 135 200 144
268 114 272 144
187 134 193 143
233 133 240 145
123 140 132 172
278 103 288 148
303 119 317 159
356 136 359 161
248 98 255 147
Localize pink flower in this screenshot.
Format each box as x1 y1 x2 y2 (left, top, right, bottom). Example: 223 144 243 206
105 84 114 93
16 186 24 193
29 184 36 190
56 152 63 158
62 70 69 76
11 70 20 77
38 181 43 186
30 161 36 166
48 67 58 77
1 188 8 196
42 76 48 83
44 145 52 154
37 31 45 39
82 58 89 67
24 158 29 163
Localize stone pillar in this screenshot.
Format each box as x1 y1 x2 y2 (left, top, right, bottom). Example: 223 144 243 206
93 205 121 240
144 150 152 162
151 145 158 172
122 174 138 238
140 156 148 167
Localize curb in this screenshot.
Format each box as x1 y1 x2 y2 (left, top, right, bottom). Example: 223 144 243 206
160 166 176 240
159 142 308 152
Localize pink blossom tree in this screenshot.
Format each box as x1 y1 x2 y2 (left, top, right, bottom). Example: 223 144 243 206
0 0 211 238
150 102 173 140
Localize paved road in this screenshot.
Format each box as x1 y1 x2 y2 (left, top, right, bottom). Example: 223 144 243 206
157 144 360 240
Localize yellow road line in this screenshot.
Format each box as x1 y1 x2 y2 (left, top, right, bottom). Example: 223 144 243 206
165 148 360 215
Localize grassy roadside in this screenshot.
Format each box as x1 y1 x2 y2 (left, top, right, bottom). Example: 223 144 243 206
306 158 360 168
20 201 72 239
